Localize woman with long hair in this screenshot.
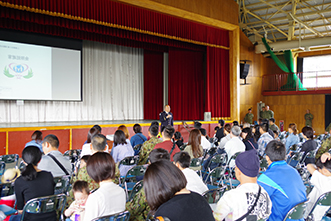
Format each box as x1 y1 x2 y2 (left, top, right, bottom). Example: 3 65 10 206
285 123 300 152
241 127 258 151
183 129 203 159
11 146 55 221
143 160 214 221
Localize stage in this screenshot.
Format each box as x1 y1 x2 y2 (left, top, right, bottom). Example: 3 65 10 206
0 120 220 156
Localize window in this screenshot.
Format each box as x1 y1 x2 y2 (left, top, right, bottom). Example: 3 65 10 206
302 55 331 88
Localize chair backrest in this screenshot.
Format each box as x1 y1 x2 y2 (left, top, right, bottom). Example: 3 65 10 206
288 152 305 168
133 144 143 154
202 186 226 204
125 165 147 182
190 158 202 168
204 166 226 186
53 175 71 195
282 200 308 221
227 152 241 166
18 160 26 171
0 154 19 168
260 158 268 172
119 156 139 167
21 194 67 221
307 191 331 219
91 210 130 221
0 183 15 197
64 149 82 164
205 153 227 171
128 180 143 202
0 161 5 176
179 144 187 151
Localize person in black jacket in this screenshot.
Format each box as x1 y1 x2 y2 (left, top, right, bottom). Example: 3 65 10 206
159 105 173 132
215 119 225 144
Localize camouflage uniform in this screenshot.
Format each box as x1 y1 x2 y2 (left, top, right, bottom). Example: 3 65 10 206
244 113 254 124
270 124 280 132
316 137 331 160
326 123 331 132
126 188 150 221
138 137 162 165
264 110 274 120
304 113 314 127
260 110 266 119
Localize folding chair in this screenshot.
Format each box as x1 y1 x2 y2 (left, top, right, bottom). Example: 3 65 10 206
287 151 305 169
53 175 71 195
306 191 331 221
120 165 146 199
0 154 19 169
204 166 226 190
224 152 242 189
92 210 130 221
190 158 202 175
202 186 226 204
118 156 139 184
21 194 67 221
0 161 5 176
127 180 143 202
64 149 82 171
259 158 268 173
133 144 143 156
0 182 15 197
282 200 308 221
202 153 227 180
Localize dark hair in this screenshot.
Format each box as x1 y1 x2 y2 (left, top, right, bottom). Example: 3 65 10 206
86 152 115 183
242 127 256 143
92 125 102 133
302 126 314 140
144 160 187 212
316 158 331 172
72 180 90 194
224 124 231 133
253 125 261 140
118 125 130 139
289 123 298 135
194 121 202 129
113 130 127 146
273 130 279 136
218 119 225 127
174 131 182 140
81 155 90 163
260 122 269 133
188 129 203 158
151 121 159 127
173 151 191 168
149 149 170 163
87 127 100 143
214 126 220 131
248 108 252 111
269 118 275 123
43 134 59 149
91 134 107 151
21 146 42 181
233 121 239 126
133 124 142 134
199 128 207 136
265 140 286 162
31 130 42 141
149 125 159 137
163 126 175 139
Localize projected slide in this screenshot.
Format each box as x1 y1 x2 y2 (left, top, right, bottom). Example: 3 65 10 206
0 40 52 100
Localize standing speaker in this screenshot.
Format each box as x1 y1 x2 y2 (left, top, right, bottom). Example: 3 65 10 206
240 63 250 79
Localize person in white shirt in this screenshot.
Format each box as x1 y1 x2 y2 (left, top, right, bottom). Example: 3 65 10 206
305 152 331 220
224 126 245 167
219 124 232 149
199 128 211 150
214 149 272 221
173 151 208 195
84 152 126 221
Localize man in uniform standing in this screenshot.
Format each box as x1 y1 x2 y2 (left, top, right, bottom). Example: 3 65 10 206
159 105 173 132
304 109 314 127
243 108 254 124
260 106 266 120
264 105 274 120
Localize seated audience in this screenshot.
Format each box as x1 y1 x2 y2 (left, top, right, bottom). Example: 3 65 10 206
269 118 279 133
111 130 134 176
258 140 306 221
144 160 214 221
214 150 272 221
252 125 261 141
126 149 170 221
199 128 211 150
154 125 179 161
242 122 250 129
305 152 331 220
183 129 203 160
273 130 280 141
316 127 331 160
215 120 225 143
173 152 208 195
84 152 125 221
285 123 300 152
241 127 258 151
224 126 245 167
24 130 43 152
64 181 89 221
257 122 273 156
130 123 147 149
117 125 131 144
81 127 102 157
83 125 102 144
138 125 162 165
173 131 184 149
11 146 55 221
232 121 239 126
219 123 232 149
298 126 318 165
38 134 72 177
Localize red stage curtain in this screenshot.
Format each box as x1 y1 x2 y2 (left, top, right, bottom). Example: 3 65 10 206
168 48 204 120
206 47 230 117
144 50 164 120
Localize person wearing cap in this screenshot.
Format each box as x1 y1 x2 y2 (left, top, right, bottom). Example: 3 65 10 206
214 149 272 221
257 140 306 221
244 108 254 124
